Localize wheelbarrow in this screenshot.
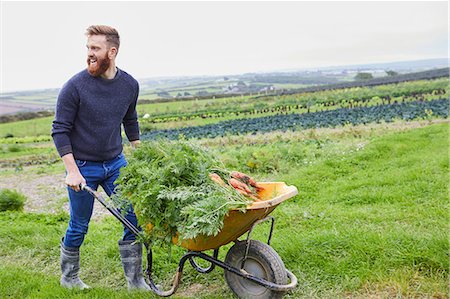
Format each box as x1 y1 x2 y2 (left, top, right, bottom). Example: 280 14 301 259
82 182 298 298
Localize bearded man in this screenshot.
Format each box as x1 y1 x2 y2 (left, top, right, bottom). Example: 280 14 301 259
51 25 149 291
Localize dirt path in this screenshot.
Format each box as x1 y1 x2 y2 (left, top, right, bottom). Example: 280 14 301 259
0 171 110 219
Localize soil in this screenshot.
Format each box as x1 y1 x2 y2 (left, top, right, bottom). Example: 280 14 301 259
0 171 110 219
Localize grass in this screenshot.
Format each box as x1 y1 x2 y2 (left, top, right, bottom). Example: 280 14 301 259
272 122 449 297
0 161 65 177
213 122 449 297
0 116 53 138
0 121 447 298
136 95 254 116
0 142 60 170
0 212 232 298
0 142 56 159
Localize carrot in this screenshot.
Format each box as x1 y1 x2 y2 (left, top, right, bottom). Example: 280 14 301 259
230 171 251 184
211 174 259 201
228 178 253 194
232 183 261 201
230 171 264 190
209 173 226 186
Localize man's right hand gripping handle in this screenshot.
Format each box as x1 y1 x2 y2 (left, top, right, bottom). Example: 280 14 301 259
61 153 86 192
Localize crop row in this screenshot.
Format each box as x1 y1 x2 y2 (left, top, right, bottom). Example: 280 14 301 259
140 99 449 140
137 79 448 124
141 89 447 124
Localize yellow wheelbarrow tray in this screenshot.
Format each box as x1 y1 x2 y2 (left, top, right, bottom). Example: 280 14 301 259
82 182 298 298
177 182 298 251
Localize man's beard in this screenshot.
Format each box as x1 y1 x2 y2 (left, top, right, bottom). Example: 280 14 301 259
87 53 111 77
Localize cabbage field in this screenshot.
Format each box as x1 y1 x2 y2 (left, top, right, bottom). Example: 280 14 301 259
141 99 448 140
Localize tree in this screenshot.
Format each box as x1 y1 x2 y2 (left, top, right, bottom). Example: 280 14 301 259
156 91 171 98
385 70 398 77
355 72 373 80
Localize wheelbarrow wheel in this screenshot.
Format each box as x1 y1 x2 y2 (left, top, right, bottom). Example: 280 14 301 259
224 240 287 299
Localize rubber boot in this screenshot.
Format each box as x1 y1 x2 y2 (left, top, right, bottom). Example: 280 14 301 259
60 238 90 289
118 240 151 290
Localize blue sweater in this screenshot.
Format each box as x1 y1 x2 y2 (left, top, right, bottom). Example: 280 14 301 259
51 68 140 161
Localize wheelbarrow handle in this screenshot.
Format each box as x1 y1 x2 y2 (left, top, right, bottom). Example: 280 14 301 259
80 184 181 296
80 184 142 237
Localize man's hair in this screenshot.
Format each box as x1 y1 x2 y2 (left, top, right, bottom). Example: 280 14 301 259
85 25 120 52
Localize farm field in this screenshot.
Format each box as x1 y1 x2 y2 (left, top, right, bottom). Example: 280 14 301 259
0 69 343 116
0 90 59 115
0 73 448 298
0 121 448 298
1 77 448 138
137 78 448 127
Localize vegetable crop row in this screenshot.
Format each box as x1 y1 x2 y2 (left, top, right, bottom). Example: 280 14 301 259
141 99 449 140
141 89 446 124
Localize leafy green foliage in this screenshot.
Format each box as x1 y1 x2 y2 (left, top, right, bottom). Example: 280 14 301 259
114 140 250 247
141 99 449 140
0 189 26 212
355 72 374 80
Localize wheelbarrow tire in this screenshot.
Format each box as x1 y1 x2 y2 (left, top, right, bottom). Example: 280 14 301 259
224 240 287 299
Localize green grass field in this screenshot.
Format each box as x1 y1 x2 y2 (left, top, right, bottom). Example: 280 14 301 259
0 121 447 298
0 116 53 138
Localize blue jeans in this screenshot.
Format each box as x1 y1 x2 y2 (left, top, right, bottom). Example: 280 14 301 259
63 153 139 248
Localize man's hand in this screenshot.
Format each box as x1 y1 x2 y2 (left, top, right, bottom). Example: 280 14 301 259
65 171 86 192
61 153 86 192
130 140 141 150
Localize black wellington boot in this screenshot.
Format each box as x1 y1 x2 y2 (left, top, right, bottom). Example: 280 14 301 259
118 240 151 290
60 238 90 289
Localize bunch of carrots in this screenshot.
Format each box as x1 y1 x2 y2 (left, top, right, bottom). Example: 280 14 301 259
209 171 264 201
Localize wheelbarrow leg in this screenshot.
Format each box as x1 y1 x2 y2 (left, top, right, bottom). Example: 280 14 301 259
144 246 202 297
188 249 219 274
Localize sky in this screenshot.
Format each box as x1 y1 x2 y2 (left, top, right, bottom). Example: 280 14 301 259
1 1 448 92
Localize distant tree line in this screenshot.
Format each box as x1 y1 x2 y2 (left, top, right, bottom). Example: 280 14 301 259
249 75 339 85
0 110 54 124
258 67 449 98
355 72 373 80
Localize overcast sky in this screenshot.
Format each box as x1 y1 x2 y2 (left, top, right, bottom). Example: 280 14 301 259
1 1 448 92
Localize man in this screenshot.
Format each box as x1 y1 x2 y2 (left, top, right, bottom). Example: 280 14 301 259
51 25 150 291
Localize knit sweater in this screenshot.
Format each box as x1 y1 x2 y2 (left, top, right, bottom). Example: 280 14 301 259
51 68 140 161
